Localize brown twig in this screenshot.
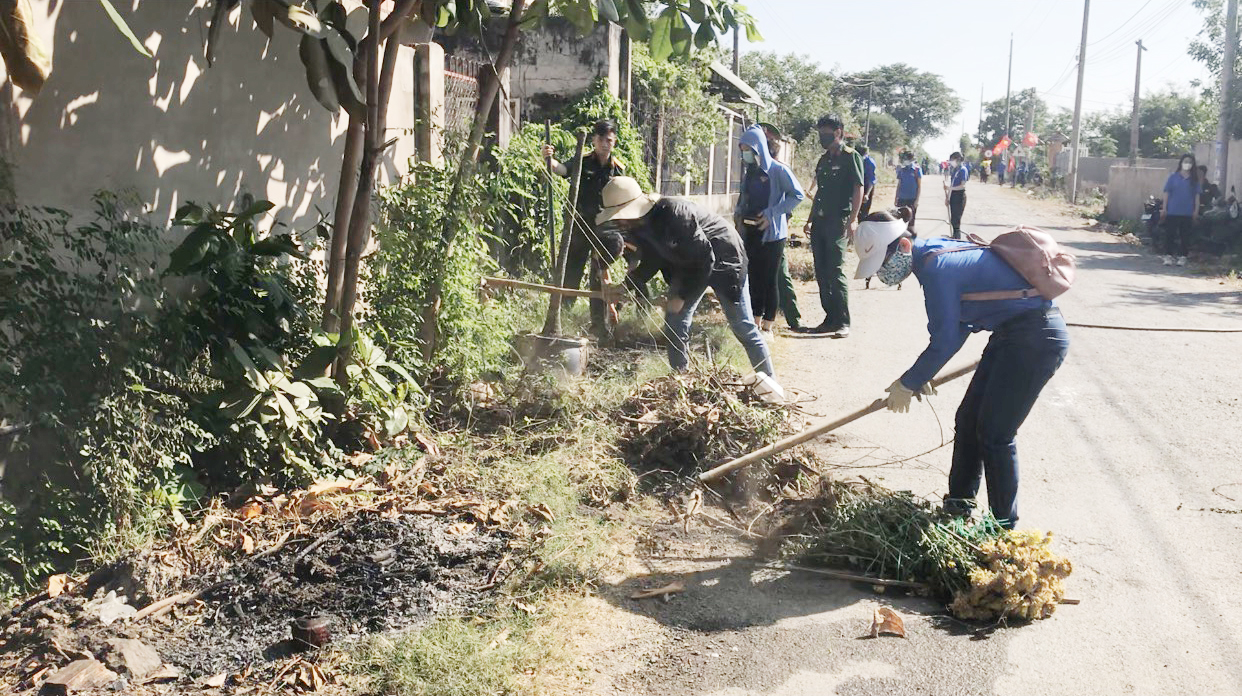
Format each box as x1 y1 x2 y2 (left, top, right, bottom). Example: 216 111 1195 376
763 562 929 590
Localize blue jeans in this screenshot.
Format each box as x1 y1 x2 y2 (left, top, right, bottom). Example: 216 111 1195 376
665 277 775 377
948 308 1069 528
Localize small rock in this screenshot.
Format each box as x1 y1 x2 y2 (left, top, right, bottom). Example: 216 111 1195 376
40 658 119 695
103 638 162 679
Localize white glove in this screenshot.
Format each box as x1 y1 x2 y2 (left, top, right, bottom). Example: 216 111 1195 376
917 381 938 400
884 379 914 413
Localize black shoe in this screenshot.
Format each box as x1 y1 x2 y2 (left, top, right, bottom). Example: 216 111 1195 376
942 496 976 519
807 321 841 335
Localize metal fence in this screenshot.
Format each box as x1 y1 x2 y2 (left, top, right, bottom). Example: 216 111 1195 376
444 54 482 135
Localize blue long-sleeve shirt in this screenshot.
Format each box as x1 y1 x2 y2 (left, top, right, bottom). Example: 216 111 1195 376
734 125 806 242
900 237 1054 390
863 155 877 188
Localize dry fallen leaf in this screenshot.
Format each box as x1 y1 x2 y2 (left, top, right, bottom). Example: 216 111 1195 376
238 532 255 555
682 490 703 534
527 503 555 523
239 502 262 520
414 432 440 456
307 479 350 496
46 574 69 598
869 607 906 638
445 521 475 536
630 581 685 600
204 672 227 687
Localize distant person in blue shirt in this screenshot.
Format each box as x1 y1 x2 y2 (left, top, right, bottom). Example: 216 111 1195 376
1160 153 1203 267
894 152 922 232
944 152 969 239
858 145 878 220
854 217 1070 529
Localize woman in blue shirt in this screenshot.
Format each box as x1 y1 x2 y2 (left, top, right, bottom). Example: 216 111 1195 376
944 152 969 239
735 125 806 334
1160 153 1202 267
853 216 1070 529
894 152 922 232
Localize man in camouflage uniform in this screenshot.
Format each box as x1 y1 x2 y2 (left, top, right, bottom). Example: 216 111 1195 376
802 114 864 337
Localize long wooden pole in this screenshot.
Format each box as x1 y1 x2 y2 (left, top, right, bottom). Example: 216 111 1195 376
698 361 980 483
483 276 608 299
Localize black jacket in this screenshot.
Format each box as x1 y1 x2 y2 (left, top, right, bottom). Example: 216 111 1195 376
625 197 748 304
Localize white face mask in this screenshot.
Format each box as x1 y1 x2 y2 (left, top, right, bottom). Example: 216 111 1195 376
1181 161 1193 171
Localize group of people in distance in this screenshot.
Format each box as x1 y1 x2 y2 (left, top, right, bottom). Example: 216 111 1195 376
541 115 1068 530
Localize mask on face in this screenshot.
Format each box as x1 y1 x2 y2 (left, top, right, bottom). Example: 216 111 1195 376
1181 161 1193 171
876 249 914 286
819 131 837 149
951 159 961 168
742 150 757 164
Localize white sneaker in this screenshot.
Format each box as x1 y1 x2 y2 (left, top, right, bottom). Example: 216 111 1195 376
1177 256 1188 267
762 329 775 342
1162 255 1174 266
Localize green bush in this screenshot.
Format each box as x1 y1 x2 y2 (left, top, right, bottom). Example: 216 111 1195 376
557 78 654 189
369 161 540 391
0 193 347 597
0 193 214 596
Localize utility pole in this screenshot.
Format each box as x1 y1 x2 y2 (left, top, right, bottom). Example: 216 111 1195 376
864 83 873 147
1068 0 1090 203
1130 40 1147 166
1216 0 1237 188
979 84 984 138
1004 34 1013 170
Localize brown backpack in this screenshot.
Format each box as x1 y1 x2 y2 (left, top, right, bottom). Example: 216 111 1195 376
924 226 1076 301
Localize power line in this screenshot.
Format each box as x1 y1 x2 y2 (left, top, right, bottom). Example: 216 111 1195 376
1087 0 1157 47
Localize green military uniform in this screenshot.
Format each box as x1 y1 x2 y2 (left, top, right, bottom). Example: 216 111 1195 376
562 153 625 337
808 145 863 330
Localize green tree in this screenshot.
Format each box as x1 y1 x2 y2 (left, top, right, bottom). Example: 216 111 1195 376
976 88 1049 149
842 63 962 142
865 112 906 156
1189 0 1242 138
632 44 722 180
205 0 761 373
958 133 972 156
1092 89 1216 158
738 51 851 141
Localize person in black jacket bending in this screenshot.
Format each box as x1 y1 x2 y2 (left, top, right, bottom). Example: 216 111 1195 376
595 177 775 377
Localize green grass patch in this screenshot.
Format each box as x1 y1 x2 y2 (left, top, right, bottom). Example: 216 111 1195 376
351 611 542 696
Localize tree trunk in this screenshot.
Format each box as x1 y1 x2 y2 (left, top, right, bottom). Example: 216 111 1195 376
418 0 527 363
322 117 364 333
541 129 588 337
333 1 395 384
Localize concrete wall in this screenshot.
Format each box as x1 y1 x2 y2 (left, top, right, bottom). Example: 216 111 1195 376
1106 166 1173 221
683 192 738 219
0 0 417 234
439 17 625 125
1078 156 1177 185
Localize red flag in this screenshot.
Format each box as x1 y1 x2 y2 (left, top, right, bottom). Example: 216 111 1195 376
995 135 1011 152
1023 131 1039 147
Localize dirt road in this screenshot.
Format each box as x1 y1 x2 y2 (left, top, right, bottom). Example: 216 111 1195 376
580 182 1242 695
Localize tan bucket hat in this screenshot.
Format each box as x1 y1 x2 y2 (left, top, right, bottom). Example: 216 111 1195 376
596 176 660 225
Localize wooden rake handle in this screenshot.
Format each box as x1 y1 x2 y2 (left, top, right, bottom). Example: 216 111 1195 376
697 361 980 484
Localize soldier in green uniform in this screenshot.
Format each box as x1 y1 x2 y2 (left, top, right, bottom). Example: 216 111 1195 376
802 114 864 337
543 119 626 336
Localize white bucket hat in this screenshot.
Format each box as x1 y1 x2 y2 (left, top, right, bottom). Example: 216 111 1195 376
854 219 910 279
596 176 660 225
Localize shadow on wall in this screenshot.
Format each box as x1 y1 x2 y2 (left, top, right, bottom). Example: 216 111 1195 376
11 0 398 236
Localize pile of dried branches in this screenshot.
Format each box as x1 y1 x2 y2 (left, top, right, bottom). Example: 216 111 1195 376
615 368 808 488
780 478 1074 622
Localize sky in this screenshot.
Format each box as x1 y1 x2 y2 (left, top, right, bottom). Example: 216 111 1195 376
738 0 1216 158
